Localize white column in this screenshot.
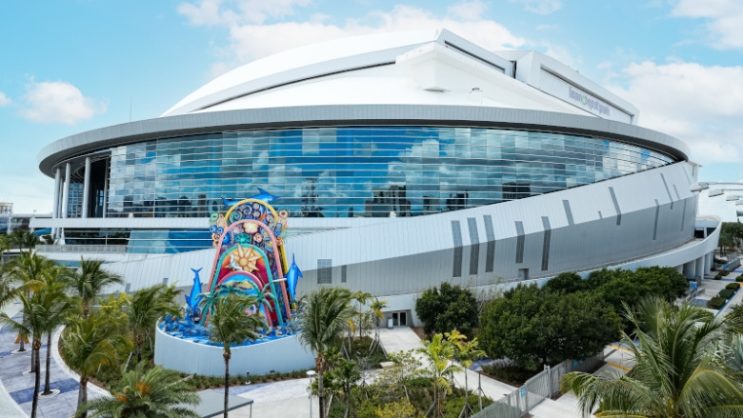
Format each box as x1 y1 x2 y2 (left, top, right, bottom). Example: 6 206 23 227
82 157 91 218
52 168 61 219
61 162 71 219
695 256 704 280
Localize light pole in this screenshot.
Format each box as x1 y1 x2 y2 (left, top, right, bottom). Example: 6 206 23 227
306 370 316 418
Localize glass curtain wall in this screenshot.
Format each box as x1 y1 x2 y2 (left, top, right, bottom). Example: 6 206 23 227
77 126 675 219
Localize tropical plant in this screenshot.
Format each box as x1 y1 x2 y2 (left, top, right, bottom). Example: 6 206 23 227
208 294 264 418
351 291 372 339
562 299 743 418
81 363 199 418
9 253 57 366
370 297 387 328
38 268 72 395
418 333 461 418
0 234 10 263
447 329 485 415
9 229 38 252
299 287 354 418
62 313 127 417
126 284 180 363
64 258 123 318
0 280 68 418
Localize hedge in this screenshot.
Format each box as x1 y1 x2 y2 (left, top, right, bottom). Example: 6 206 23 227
718 289 736 300
707 297 726 309
736 276 743 283
726 283 740 290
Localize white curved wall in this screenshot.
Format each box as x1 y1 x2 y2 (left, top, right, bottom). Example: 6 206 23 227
154 326 315 377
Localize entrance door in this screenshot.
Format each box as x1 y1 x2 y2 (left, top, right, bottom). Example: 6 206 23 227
399 311 407 326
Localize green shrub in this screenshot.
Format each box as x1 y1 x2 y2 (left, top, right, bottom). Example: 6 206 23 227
736 276 743 283
720 270 730 277
726 283 740 290
715 274 723 280
416 283 478 337
719 289 735 300
707 297 726 309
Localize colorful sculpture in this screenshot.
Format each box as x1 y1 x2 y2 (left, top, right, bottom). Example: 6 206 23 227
169 188 302 343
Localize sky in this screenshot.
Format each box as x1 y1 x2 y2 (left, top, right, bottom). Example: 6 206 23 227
0 0 742 219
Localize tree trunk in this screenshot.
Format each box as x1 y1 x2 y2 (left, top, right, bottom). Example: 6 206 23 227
43 332 53 395
318 365 325 418
223 350 231 418
31 339 41 418
76 377 88 418
136 334 143 364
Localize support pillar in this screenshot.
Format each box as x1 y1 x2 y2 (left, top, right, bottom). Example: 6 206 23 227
695 256 704 280
52 168 61 219
682 261 695 279
61 162 70 219
82 157 91 218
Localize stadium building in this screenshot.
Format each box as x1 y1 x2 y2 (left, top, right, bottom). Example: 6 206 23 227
34 29 719 325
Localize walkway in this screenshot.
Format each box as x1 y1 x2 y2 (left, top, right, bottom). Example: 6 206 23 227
377 327 517 400
0 302 106 418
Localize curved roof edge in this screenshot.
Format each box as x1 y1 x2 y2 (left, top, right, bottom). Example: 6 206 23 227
38 105 689 176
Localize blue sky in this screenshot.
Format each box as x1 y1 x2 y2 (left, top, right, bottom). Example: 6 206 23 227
1 0 742 219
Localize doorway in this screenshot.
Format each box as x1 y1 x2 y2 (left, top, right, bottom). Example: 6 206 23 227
390 311 408 327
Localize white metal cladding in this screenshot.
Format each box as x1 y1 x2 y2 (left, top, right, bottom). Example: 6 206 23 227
95 162 701 297
37 105 689 176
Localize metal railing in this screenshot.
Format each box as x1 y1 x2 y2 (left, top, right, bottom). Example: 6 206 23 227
35 244 128 254
473 352 605 418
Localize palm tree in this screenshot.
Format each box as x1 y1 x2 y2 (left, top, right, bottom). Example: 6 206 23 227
62 313 125 417
126 284 180 363
208 294 264 418
299 287 354 418
81 363 199 418
370 297 387 328
9 229 38 253
0 234 10 263
0 283 67 418
352 291 372 339
419 333 460 418
563 299 743 418
38 267 72 396
10 253 56 366
65 258 122 318
446 329 485 416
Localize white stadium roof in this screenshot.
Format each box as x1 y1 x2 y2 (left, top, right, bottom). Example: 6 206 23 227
163 28 638 124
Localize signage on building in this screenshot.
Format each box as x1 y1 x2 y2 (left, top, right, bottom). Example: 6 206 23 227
568 87 611 117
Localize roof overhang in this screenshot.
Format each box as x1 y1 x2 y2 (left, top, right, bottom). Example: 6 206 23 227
38 104 689 177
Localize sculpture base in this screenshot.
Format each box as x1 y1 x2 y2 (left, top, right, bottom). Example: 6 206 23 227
154 324 315 377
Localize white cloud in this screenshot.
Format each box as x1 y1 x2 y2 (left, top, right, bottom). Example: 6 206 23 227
178 0 526 66
672 0 743 49
509 0 562 15
20 80 104 125
609 61 743 165
177 0 311 26
0 91 10 106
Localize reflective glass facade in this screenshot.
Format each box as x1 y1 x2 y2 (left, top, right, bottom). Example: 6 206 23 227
68 126 676 218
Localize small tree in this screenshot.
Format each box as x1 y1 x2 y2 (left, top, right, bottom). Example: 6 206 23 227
208 294 263 418
543 272 585 293
126 284 180 363
447 329 485 416
418 333 460 418
416 283 478 337
299 287 354 418
64 258 123 318
62 313 126 417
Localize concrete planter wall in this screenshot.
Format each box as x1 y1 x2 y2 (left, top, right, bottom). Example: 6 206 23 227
154 325 315 377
